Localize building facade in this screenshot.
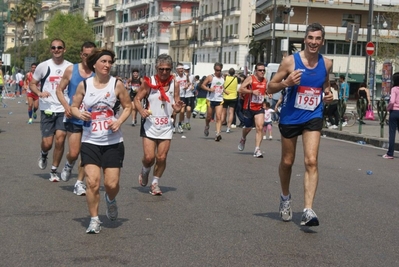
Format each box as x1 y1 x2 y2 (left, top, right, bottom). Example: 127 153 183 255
255 0 399 99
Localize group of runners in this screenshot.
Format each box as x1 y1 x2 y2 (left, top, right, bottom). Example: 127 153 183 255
28 22 331 234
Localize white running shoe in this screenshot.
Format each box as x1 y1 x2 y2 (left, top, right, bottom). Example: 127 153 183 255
49 172 60 182
105 193 118 221
263 135 266 140
300 208 319 227
279 195 292 222
61 165 72 182
73 182 87 196
238 137 246 151
38 155 47 170
86 218 102 234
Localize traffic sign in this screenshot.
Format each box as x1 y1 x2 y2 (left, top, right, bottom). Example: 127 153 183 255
366 42 375 56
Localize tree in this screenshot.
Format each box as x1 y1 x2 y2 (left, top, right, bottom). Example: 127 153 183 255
10 3 25 67
45 12 95 63
375 10 399 67
20 0 41 57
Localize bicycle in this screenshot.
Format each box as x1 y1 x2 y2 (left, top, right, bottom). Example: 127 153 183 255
342 111 357 127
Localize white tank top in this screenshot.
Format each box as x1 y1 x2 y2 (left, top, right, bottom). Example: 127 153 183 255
81 76 123 145
142 76 175 139
175 74 188 98
206 75 224 102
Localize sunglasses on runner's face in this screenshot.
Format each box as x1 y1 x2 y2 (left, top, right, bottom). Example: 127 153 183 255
51 46 64 50
158 68 171 72
257 69 266 72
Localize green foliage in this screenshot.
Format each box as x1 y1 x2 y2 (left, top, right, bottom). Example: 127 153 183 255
44 11 95 63
6 11 95 69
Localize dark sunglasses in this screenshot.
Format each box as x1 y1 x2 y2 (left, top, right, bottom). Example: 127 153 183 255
158 68 171 72
214 69 222 72
51 46 64 50
257 69 266 72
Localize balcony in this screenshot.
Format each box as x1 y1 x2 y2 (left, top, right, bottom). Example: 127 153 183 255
226 7 241 17
254 22 399 44
92 4 102 11
169 39 189 47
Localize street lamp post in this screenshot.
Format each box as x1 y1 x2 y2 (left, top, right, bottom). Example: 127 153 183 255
365 0 374 84
270 0 277 63
285 5 294 55
175 5 181 63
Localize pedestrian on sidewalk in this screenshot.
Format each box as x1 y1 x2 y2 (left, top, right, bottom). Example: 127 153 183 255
383 72 399 159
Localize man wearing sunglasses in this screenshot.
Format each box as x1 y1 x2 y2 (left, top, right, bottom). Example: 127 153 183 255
56 41 96 195
237 62 268 158
29 39 72 182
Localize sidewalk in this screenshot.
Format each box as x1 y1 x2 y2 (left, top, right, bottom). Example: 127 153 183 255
322 101 399 151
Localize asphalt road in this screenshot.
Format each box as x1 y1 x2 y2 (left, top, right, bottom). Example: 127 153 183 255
1 97 398 267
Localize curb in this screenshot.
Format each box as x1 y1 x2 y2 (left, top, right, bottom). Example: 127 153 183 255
321 128 399 151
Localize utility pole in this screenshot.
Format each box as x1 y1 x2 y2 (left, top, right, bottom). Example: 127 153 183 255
365 0 374 83
218 1 224 63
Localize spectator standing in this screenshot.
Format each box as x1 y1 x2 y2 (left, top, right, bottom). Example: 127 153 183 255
383 72 399 159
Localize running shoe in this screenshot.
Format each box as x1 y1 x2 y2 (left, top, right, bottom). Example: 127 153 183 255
172 126 176 133
28 118 33 124
226 127 231 133
73 182 86 196
254 148 263 158
61 165 72 182
238 137 246 151
215 134 222 142
300 208 319 227
131 121 136 126
33 112 37 119
49 172 60 182
382 154 394 159
204 125 209 136
38 155 47 170
231 124 236 128
342 121 347 127
105 193 118 221
86 218 102 234
263 135 266 140
150 183 162 196
186 123 191 130
279 194 292 222
138 167 150 187
178 124 184 133
269 136 272 140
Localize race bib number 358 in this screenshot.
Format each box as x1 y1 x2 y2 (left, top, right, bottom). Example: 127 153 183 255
294 86 322 111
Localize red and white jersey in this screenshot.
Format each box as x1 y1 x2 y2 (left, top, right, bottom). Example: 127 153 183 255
33 58 72 112
143 76 175 140
243 75 267 111
175 73 188 98
81 76 123 145
206 75 224 102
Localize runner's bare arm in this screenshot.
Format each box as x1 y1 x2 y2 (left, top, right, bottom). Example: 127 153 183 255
268 56 296 94
134 81 151 118
56 65 73 117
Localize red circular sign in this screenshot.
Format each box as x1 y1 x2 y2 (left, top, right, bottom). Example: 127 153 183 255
366 42 375 56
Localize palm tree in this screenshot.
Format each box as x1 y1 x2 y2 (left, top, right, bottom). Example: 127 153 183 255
10 3 25 67
21 0 41 56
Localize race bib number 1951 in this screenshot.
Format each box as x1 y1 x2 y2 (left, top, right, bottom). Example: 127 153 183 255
294 86 321 111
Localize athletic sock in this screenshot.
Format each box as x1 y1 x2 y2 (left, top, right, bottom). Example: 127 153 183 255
152 177 159 185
